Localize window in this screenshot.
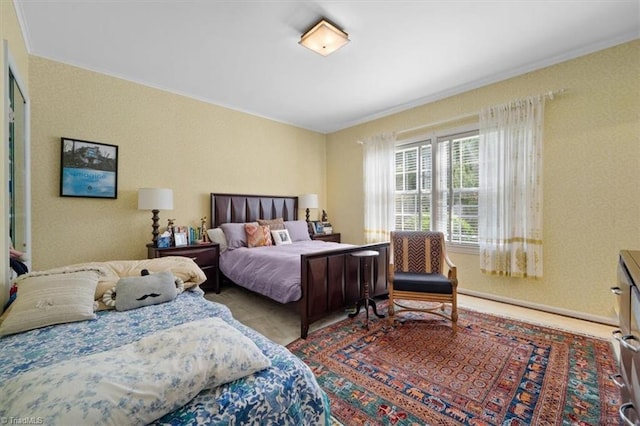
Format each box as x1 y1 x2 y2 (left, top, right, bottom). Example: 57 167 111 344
395 128 479 247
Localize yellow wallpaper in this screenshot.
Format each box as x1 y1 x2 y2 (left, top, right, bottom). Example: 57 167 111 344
1 0 30 310
29 57 326 270
327 40 640 323
12 8 640 323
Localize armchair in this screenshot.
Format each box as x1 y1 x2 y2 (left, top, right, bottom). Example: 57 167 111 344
388 231 458 334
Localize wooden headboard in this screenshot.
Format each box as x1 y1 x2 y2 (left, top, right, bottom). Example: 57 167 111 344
210 193 298 228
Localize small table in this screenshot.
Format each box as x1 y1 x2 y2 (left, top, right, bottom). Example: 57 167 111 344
348 250 385 329
147 243 220 293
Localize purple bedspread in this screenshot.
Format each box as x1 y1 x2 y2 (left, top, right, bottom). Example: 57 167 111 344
220 240 352 304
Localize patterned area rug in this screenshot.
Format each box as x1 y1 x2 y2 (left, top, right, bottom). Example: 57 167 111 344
287 302 620 426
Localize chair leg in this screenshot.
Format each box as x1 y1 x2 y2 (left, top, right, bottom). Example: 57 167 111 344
451 304 458 335
387 297 395 323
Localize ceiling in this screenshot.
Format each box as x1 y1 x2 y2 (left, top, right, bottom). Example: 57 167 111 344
13 1 640 134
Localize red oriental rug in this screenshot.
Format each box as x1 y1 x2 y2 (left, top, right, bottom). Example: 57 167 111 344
287 303 620 426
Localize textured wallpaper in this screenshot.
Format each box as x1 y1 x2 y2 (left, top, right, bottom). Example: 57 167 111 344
327 40 640 322
14 16 640 323
29 57 326 270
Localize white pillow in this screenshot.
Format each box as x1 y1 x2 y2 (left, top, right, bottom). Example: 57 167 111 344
0 271 99 336
271 229 292 245
206 227 228 253
284 220 312 242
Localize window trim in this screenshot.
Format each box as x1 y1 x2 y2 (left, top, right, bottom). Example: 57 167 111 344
395 123 480 254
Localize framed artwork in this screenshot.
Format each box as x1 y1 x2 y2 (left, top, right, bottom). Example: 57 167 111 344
312 221 324 235
174 232 188 247
271 229 292 246
60 138 118 198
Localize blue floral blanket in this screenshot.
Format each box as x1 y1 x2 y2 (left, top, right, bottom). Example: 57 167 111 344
0 290 330 425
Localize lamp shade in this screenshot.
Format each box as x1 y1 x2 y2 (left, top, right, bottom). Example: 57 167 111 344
138 188 174 210
298 193 318 209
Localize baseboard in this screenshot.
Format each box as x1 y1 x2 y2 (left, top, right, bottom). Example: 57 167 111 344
457 288 618 327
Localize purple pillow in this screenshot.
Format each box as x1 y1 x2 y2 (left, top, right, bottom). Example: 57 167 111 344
285 220 311 242
221 222 258 250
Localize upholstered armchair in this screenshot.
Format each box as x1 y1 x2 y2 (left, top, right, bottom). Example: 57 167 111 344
388 231 458 334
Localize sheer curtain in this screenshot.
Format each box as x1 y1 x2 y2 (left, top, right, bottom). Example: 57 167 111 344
362 132 396 243
479 96 544 278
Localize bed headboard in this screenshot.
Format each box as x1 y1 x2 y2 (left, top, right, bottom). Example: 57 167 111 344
210 193 298 228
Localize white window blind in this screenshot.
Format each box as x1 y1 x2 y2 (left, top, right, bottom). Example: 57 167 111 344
395 129 479 247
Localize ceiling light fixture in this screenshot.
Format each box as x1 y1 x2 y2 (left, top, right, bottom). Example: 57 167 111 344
299 19 349 56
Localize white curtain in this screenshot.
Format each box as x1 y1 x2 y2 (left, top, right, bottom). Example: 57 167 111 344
362 132 396 243
479 96 544 278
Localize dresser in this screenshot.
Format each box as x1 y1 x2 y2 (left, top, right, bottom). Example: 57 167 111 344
147 243 220 293
611 250 640 424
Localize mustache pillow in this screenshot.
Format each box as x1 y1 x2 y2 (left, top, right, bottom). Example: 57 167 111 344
114 271 179 312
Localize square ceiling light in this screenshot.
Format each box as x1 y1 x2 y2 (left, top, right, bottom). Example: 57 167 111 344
299 19 349 56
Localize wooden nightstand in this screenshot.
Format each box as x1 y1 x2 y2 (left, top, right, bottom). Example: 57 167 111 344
147 242 220 293
311 233 341 243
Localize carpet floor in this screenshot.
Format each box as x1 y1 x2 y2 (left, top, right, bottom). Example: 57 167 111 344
287 302 620 426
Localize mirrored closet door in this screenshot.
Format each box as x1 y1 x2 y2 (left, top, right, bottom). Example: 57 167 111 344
6 46 31 270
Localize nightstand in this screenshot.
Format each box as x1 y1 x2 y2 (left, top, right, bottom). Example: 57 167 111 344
311 233 341 243
147 242 220 293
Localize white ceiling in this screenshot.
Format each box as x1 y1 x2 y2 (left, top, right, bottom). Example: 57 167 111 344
14 0 640 134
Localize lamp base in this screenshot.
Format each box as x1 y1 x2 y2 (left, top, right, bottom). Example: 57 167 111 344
305 208 310 222
151 209 160 246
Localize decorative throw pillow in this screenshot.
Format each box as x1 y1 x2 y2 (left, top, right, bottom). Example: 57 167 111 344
271 229 292 245
257 218 285 230
0 270 99 336
206 227 228 253
245 224 272 248
115 271 177 312
285 220 312 242
221 222 257 250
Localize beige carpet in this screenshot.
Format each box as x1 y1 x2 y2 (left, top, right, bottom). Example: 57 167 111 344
204 284 350 345
204 284 614 346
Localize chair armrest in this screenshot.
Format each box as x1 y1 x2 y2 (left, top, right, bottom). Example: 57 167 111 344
444 255 457 282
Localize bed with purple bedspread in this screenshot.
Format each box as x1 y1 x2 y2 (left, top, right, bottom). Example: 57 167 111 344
210 193 390 338
220 240 351 303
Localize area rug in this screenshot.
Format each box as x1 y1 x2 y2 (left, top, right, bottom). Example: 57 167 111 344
287 303 620 426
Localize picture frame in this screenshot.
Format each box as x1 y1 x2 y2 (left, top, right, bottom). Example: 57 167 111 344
60 137 118 199
271 229 292 246
174 232 188 247
313 221 324 235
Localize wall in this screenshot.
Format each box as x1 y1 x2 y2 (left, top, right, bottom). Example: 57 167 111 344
327 40 640 323
29 57 326 270
1 0 30 310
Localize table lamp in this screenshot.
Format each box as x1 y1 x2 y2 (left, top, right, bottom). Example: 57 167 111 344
138 188 174 246
298 193 318 222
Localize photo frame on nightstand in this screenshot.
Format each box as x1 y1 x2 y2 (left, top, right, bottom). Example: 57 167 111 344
313 221 324 235
174 232 188 247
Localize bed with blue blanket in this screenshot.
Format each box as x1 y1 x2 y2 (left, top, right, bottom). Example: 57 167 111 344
0 258 329 425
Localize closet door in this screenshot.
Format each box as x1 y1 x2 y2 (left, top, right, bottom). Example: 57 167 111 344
5 45 31 281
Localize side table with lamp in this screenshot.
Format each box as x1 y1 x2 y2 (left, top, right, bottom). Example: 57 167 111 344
138 188 221 293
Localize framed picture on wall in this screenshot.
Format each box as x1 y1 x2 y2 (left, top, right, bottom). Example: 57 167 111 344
60 137 118 199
